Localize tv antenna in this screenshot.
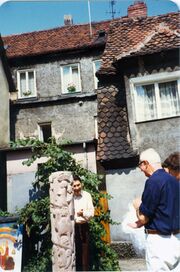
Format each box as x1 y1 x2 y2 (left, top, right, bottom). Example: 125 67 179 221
106 0 119 19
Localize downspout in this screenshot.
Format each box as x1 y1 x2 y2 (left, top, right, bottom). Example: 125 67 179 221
83 142 88 170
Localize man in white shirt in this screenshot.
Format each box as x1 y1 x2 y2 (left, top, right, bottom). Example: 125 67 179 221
73 175 94 271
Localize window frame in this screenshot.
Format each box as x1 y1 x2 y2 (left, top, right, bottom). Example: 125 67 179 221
129 71 180 122
60 63 82 94
38 122 52 142
93 59 101 89
17 69 37 99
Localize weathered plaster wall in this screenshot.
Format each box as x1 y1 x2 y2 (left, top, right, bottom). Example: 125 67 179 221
0 58 9 147
6 144 96 212
125 67 180 161
14 100 97 142
135 118 180 160
11 55 99 98
11 54 100 143
106 168 145 241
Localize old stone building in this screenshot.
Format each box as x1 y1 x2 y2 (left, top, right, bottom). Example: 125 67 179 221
97 1 180 240
2 19 110 212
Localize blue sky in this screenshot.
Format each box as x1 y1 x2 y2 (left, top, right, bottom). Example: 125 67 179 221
0 0 179 36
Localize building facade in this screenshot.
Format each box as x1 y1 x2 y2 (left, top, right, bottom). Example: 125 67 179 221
97 2 180 240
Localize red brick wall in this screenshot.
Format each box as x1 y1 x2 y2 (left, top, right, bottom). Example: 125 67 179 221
128 1 147 18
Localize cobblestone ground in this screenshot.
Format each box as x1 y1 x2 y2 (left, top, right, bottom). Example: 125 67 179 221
119 258 147 271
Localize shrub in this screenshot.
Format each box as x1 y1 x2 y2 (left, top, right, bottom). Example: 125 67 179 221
11 138 120 271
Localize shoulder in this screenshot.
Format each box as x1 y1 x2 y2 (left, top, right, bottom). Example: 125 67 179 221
82 190 92 198
150 169 169 181
149 169 177 186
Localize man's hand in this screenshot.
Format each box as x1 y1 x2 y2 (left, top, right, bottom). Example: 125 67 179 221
77 209 83 216
127 220 144 229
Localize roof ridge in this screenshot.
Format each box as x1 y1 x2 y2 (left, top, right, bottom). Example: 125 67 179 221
111 11 180 27
116 21 180 61
2 18 113 39
4 11 179 39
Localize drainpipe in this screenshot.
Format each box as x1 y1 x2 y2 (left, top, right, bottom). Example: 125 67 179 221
83 142 88 170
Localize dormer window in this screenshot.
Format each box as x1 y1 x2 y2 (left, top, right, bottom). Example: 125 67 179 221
17 69 37 99
61 64 81 94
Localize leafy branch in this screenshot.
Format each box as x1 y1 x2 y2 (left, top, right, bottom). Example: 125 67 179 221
11 137 120 271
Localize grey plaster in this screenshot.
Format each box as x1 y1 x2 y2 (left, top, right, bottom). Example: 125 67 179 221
125 68 180 161
0 59 10 147
15 99 97 142
106 168 145 241
11 55 99 99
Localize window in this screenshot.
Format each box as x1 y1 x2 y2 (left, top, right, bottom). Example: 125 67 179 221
93 60 101 89
130 71 180 122
38 123 52 142
61 64 81 94
17 70 36 98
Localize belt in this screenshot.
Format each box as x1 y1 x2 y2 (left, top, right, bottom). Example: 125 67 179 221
75 221 88 225
145 229 180 235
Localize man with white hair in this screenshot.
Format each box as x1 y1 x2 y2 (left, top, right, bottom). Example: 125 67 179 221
133 148 180 271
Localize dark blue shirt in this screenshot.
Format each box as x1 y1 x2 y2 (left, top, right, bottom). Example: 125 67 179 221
139 169 180 234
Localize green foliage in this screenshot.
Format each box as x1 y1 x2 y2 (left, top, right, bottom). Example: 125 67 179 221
0 210 14 217
22 249 52 272
11 137 120 271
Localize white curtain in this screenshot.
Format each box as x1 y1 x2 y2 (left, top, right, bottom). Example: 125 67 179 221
20 72 26 96
62 66 70 93
28 71 35 95
62 65 79 93
159 81 180 117
136 84 157 121
72 66 79 91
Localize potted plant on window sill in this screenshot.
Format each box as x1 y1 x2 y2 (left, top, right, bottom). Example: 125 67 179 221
23 90 32 96
67 84 76 93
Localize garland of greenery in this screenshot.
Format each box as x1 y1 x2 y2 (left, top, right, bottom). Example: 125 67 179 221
10 138 120 271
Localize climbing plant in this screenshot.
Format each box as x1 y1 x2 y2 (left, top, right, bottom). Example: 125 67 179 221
11 138 120 271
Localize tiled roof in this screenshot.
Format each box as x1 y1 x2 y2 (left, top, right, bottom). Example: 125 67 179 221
97 87 136 162
2 21 110 58
99 12 180 74
97 12 179 162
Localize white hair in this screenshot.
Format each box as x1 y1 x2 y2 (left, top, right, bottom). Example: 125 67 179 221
140 148 161 165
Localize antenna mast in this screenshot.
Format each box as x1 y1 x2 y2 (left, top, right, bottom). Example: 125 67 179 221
88 0 92 37
108 0 117 19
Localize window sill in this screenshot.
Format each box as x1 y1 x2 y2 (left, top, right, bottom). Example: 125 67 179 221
61 91 81 95
135 115 180 124
17 96 38 101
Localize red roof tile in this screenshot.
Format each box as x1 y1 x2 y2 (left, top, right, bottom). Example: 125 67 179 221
97 12 180 162
2 21 111 58
97 87 136 161
99 12 180 74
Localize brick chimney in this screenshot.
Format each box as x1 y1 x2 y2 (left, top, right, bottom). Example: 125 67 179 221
128 1 147 18
64 15 73 26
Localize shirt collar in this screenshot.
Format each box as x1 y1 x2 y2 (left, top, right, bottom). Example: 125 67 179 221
74 190 83 198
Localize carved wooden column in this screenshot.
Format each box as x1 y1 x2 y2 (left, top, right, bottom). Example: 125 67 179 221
49 171 75 272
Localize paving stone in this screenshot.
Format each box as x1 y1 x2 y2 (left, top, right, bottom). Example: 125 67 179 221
119 258 147 271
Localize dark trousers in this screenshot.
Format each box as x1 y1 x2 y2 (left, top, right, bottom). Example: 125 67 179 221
75 223 89 271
